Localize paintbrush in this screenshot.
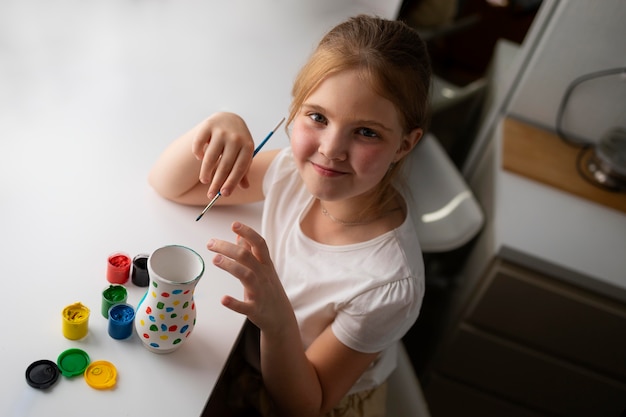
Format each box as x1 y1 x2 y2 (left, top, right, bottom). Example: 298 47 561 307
195 117 286 221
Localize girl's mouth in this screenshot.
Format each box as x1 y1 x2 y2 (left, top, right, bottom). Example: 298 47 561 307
310 161 347 178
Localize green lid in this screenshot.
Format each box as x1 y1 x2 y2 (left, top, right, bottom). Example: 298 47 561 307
57 348 91 377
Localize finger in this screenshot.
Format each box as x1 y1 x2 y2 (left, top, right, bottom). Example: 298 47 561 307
232 222 271 262
221 161 252 196
239 174 250 189
201 133 254 197
236 234 252 252
197 142 223 189
192 141 208 162
208 146 247 197
191 118 220 161
191 128 210 161
220 295 252 316
208 242 257 286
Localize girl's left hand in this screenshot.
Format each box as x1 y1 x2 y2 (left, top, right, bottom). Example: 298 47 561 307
207 221 292 335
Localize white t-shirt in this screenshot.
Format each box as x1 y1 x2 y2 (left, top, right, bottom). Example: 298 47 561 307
262 148 424 394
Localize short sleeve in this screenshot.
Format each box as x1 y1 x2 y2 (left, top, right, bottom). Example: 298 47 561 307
262 147 293 197
331 276 423 353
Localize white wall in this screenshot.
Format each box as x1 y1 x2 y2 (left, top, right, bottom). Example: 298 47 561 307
506 0 626 144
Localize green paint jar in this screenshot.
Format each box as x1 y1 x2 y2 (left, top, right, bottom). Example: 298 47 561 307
101 285 128 319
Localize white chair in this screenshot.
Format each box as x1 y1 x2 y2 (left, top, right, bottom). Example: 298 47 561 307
404 132 484 254
386 123 485 417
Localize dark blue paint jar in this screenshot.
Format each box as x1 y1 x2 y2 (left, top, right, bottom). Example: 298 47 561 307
108 303 136 340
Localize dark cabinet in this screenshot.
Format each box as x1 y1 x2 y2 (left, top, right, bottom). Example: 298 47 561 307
424 259 626 417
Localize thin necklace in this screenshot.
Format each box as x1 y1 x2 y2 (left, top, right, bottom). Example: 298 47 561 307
320 203 402 227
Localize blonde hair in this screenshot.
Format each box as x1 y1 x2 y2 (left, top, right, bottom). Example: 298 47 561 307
287 15 432 214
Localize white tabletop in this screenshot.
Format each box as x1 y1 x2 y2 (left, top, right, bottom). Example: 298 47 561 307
0 1 401 415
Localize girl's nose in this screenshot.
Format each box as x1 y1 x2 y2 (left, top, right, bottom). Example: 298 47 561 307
318 129 348 161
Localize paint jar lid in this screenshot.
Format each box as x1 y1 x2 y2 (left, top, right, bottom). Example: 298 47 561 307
57 348 90 377
26 359 60 389
84 360 117 389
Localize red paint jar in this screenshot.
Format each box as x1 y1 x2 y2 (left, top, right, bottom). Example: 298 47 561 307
106 253 131 284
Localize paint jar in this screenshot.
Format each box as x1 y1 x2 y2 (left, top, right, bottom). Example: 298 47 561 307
106 252 131 284
62 302 90 340
108 303 135 340
131 254 150 287
101 285 128 318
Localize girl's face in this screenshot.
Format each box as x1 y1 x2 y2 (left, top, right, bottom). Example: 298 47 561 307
291 69 421 203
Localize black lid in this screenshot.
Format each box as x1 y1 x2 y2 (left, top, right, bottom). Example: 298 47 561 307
26 359 60 389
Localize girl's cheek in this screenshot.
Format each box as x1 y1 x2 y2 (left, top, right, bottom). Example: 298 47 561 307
353 147 394 179
290 122 318 160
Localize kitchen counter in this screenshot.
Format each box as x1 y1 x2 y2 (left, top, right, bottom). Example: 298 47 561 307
425 114 626 417
486 117 626 302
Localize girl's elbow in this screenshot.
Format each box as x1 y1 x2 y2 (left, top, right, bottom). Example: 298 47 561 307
147 173 184 202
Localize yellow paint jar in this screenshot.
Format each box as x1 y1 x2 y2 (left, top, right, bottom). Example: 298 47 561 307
62 302 90 340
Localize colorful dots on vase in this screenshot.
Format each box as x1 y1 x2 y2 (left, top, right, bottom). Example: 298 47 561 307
133 246 204 353
180 325 189 334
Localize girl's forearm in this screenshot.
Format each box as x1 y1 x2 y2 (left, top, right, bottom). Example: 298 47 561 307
260 319 323 417
148 126 205 203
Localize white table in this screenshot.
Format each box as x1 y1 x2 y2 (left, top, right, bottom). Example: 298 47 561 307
0 1 401 415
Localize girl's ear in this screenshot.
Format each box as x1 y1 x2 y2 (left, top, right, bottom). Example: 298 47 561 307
394 128 423 162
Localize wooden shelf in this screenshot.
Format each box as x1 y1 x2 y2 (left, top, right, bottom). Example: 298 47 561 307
502 117 626 214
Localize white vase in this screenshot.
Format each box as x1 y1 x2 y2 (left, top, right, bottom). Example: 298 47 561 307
135 245 205 353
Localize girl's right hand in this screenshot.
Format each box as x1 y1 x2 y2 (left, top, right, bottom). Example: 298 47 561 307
207 221 296 335
192 112 255 199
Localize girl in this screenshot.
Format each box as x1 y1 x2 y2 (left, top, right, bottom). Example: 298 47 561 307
149 15 431 417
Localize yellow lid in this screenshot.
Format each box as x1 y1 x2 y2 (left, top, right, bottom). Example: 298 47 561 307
84 360 117 389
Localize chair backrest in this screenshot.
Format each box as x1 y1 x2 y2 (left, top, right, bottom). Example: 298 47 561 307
401 134 484 253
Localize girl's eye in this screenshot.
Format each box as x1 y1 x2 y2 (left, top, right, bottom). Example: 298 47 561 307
308 112 327 124
357 127 379 139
